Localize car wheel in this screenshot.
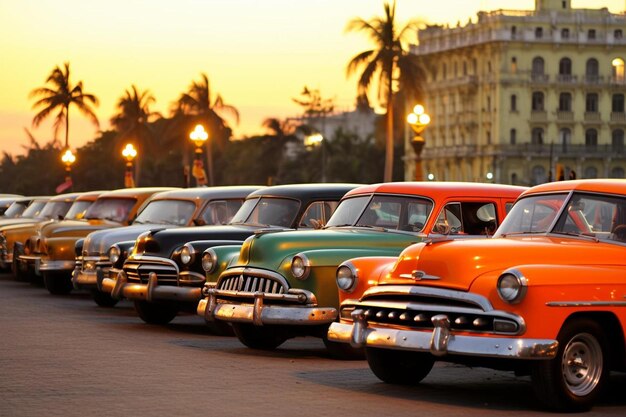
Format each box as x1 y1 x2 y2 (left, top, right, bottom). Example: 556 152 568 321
133 300 179 324
12 247 29 282
43 271 73 295
531 319 608 412
366 347 434 384
91 290 119 308
322 334 365 360
231 323 287 350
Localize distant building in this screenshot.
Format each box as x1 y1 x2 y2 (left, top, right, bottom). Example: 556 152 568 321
406 0 626 184
291 106 377 142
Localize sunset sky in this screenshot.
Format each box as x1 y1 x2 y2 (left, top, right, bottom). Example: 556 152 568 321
1 0 624 157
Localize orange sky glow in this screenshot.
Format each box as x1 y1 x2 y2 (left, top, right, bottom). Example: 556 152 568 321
0 0 624 157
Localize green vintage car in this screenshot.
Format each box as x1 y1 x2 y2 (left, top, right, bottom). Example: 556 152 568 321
198 182 526 356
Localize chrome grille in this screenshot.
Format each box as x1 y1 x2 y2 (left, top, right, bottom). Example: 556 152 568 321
80 256 111 272
123 257 179 285
218 274 285 294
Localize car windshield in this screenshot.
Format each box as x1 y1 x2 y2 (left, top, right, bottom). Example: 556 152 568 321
199 200 243 225
84 198 136 222
326 194 434 232
134 200 196 226
495 193 568 236
36 201 72 220
21 201 48 218
229 197 299 228
64 201 93 220
3 201 29 218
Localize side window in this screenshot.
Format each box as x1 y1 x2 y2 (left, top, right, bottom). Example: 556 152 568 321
434 203 462 234
299 201 338 228
201 200 242 225
434 202 498 235
505 202 515 214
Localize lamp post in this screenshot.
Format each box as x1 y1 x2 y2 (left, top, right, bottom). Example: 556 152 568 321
122 143 138 188
407 105 431 181
189 124 210 187
59 148 76 193
304 133 325 182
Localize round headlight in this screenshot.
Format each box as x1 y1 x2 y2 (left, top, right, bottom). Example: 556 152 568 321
291 254 310 280
497 269 527 304
180 243 195 266
336 262 358 292
108 245 121 265
202 248 217 273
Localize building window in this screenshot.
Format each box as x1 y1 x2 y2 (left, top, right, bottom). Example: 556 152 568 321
486 96 491 111
442 63 447 79
561 28 570 39
532 91 545 111
511 26 517 38
586 93 599 112
613 58 625 81
559 57 572 75
559 92 572 111
613 93 625 112
560 128 571 152
511 57 517 73
611 167 625 178
613 129 625 153
532 127 544 145
562 0 567 8
532 57 545 76
615 29 623 39
588 29 596 40
535 27 543 39
510 128 517 144
586 58 599 77
454 62 458 78
462 61 467 76
511 173 518 184
487 61 492 73
585 129 598 150
510 94 517 111
584 166 598 179
532 165 547 185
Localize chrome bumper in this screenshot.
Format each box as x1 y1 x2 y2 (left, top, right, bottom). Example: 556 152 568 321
198 289 337 326
327 310 558 360
98 269 201 303
18 255 42 275
71 268 100 290
38 259 75 273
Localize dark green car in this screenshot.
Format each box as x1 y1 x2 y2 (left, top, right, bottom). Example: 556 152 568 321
198 182 526 356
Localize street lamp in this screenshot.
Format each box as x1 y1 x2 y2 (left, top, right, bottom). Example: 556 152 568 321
189 124 211 186
122 143 138 188
58 148 76 193
407 104 431 181
304 133 326 182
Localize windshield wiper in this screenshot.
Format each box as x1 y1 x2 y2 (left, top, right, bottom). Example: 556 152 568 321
551 231 599 242
500 231 547 237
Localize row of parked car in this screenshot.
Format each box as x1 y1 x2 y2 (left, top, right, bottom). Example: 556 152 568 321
1 179 625 412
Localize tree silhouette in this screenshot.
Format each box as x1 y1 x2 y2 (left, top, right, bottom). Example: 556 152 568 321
345 1 425 181
29 62 99 149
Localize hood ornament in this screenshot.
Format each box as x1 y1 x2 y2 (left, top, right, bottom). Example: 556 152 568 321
399 270 441 281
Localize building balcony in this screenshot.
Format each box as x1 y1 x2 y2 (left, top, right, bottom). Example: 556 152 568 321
499 143 626 158
611 112 626 123
609 76 626 86
556 74 577 84
584 112 602 123
530 110 547 122
582 75 604 85
530 73 549 84
556 111 574 122
423 144 478 159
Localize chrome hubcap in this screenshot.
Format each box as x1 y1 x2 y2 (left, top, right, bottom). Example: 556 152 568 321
561 333 602 397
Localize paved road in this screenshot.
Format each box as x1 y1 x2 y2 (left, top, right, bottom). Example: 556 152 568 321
1 272 625 417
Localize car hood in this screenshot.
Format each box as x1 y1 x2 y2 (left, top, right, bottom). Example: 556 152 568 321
39 219 122 238
83 224 175 255
241 228 420 270
0 218 41 228
383 235 626 291
135 224 272 258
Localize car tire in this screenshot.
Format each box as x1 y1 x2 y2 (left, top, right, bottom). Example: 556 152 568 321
43 271 73 295
366 347 434 384
231 323 287 350
133 300 179 325
91 290 119 308
12 247 29 282
322 335 365 360
531 319 608 412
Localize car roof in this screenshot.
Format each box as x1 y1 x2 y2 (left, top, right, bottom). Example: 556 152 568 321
522 179 626 197
75 190 107 201
246 183 361 200
49 192 82 202
152 186 263 201
343 182 528 199
96 187 178 199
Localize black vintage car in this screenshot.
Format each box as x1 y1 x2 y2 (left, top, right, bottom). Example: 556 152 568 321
98 183 359 326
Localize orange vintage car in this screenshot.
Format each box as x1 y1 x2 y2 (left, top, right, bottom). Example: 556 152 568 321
328 179 626 412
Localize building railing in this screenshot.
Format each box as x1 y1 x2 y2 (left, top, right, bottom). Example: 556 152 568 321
498 143 626 157
556 110 574 121
584 112 602 122
611 112 626 122
530 110 547 122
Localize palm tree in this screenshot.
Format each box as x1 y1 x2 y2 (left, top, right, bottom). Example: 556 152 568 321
262 117 296 138
29 62 99 149
110 85 160 185
174 73 240 185
346 1 425 182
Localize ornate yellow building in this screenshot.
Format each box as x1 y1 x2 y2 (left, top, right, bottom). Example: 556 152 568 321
406 0 626 185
